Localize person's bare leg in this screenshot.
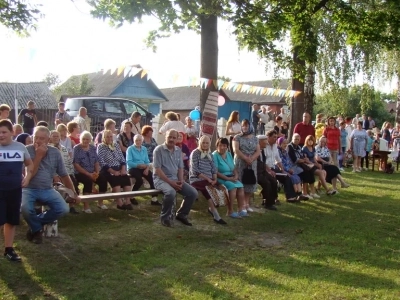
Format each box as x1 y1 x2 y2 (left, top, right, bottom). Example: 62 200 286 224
237 188 245 211
227 188 236 215
4 224 16 248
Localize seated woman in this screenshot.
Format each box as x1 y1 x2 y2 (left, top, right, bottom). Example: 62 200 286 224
97 130 133 210
277 137 303 197
73 131 108 213
176 131 190 180
287 133 318 200
12 124 23 140
16 133 32 146
141 125 158 163
67 121 80 147
189 136 227 224
117 121 135 158
315 136 350 192
126 134 161 206
302 135 337 196
212 137 245 218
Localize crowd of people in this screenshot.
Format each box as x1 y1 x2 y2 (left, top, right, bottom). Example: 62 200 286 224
0 100 398 262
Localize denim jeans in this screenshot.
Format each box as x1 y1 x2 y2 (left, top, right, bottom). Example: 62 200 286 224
21 188 69 233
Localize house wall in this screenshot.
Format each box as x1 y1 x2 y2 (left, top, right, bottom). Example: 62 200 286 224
218 101 252 120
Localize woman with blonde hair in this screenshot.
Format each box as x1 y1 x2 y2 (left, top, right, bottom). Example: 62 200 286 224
225 111 241 154
57 123 73 157
97 130 133 210
189 135 227 224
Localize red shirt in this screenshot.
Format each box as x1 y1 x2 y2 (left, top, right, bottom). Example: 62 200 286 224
323 127 340 150
293 122 315 145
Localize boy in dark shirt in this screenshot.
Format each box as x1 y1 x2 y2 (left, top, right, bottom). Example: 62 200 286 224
18 101 38 135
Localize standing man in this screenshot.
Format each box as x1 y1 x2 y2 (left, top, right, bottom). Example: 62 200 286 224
293 112 315 147
0 119 33 261
0 104 11 120
362 114 369 130
18 100 38 135
352 114 360 127
54 102 70 126
278 107 289 123
21 126 80 244
73 107 91 133
153 129 197 227
368 116 375 129
251 104 260 134
258 106 269 135
121 111 141 135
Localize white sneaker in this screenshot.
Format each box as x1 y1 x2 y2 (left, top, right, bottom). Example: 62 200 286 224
304 194 313 200
247 207 254 212
341 183 350 188
339 168 344 172
83 209 93 214
152 196 158 202
310 193 320 199
97 204 108 210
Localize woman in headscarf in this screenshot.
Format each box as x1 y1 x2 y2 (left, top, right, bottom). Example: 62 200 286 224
232 119 260 215
16 133 32 146
189 135 227 224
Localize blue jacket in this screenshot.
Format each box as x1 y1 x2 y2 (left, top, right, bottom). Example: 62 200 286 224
126 145 150 170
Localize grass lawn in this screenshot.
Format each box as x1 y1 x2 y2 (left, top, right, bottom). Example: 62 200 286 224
1 169 400 300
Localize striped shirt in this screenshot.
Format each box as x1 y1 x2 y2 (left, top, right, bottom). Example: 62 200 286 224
189 149 216 183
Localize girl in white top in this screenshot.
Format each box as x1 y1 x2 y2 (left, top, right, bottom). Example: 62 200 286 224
225 111 241 154
57 123 73 158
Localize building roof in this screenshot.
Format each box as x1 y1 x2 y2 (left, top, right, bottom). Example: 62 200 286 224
62 67 168 101
161 79 290 110
0 82 57 109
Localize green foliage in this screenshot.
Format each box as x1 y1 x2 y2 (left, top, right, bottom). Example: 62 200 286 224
42 73 61 92
217 75 231 82
88 0 234 50
315 85 395 127
0 0 41 35
54 75 94 99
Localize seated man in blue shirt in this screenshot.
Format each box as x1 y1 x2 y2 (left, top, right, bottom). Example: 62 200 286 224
21 126 80 244
153 129 197 227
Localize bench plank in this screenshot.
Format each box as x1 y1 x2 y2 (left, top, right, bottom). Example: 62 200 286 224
80 189 162 202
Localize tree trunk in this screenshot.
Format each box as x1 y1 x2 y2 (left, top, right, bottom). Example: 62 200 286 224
200 14 218 148
397 75 400 123
290 49 305 138
304 64 316 116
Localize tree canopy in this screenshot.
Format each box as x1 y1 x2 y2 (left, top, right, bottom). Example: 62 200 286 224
0 0 41 34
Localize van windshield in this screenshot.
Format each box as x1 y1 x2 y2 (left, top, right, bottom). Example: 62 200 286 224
65 99 81 112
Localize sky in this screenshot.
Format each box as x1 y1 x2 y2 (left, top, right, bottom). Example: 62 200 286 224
0 0 275 88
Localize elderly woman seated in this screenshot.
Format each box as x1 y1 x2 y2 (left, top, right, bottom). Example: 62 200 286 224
315 136 350 193
73 130 108 213
126 134 161 206
97 130 133 210
277 137 303 197
189 136 227 224
302 135 337 197
212 138 246 218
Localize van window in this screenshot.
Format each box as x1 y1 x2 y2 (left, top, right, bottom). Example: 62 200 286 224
105 101 122 114
123 101 146 116
65 99 82 112
86 100 104 112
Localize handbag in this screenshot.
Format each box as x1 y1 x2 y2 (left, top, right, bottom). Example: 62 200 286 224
205 184 228 207
242 166 257 184
299 163 314 171
53 182 77 203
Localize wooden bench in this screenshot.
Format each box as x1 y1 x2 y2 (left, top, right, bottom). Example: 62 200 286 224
79 189 162 202
41 189 163 237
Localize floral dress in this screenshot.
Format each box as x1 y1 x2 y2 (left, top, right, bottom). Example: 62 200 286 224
350 129 367 157
233 134 258 193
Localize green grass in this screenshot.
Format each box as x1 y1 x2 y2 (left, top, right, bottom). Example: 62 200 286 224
1 169 400 299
